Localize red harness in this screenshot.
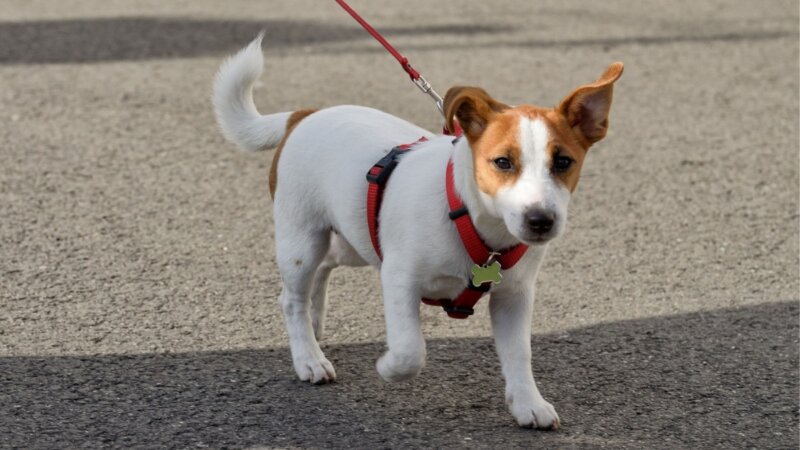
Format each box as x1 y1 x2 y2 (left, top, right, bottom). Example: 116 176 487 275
335 0 526 318
366 138 528 319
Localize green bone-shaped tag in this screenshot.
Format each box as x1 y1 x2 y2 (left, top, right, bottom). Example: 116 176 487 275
471 261 503 287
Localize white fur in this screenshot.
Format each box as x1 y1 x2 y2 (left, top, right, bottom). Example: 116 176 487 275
494 118 571 242
215 37 567 429
213 33 292 151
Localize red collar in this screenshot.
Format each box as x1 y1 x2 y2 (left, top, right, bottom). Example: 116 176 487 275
366 139 528 319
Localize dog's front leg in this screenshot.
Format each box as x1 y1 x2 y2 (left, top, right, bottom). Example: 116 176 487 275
490 287 560 430
375 262 426 382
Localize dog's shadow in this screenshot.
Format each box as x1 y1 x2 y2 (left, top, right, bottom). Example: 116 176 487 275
2 301 797 449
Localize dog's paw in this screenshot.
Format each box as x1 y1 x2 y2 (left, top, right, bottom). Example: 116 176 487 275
293 354 336 384
376 351 424 382
507 394 560 430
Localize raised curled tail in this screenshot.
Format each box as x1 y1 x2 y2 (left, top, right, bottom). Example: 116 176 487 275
213 33 292 152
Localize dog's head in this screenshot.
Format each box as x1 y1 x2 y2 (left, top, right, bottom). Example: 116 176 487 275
444 62 623 245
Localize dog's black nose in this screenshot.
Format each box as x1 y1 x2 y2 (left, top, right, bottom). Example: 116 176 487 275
525 209 555 234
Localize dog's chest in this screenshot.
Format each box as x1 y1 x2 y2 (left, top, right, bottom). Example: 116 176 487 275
418 274 467 300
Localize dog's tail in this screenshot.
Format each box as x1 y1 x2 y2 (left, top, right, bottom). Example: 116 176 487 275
213 33 292 152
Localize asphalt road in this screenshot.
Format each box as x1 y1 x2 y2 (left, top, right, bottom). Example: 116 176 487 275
1 0 798 448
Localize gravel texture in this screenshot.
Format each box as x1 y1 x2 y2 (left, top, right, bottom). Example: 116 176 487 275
1 0 798 448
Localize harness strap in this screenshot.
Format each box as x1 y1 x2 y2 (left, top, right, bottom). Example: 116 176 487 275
365 139 528 319
421 161 527 318
445 161 529 269
366 138 428 259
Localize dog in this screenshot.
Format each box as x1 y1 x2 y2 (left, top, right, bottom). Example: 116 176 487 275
213 35 622 429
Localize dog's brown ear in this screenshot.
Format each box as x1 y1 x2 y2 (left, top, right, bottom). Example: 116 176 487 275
558 62 623 148
443 86 509 140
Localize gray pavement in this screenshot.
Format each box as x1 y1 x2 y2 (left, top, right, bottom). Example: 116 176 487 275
1 0 798 448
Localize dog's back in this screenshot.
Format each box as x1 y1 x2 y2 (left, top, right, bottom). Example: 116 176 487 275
213 35 434 259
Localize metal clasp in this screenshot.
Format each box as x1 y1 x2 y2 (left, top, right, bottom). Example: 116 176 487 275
413 75 445 115
484 252 501 266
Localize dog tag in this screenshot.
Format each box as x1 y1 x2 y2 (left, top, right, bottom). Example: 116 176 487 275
471 261 503 287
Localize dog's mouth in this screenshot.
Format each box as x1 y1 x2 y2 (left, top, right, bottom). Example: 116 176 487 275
523 235 554 245
517 229 559 245
502 211 562 246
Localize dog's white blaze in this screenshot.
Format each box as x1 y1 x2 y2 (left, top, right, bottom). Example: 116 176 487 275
496 118 550 208
520 118 551 199
493 117 571 241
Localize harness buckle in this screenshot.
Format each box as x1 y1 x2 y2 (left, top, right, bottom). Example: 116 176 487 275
366 147 404 186
440 302 475 317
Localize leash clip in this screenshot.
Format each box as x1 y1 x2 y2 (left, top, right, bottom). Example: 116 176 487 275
412 75 445 115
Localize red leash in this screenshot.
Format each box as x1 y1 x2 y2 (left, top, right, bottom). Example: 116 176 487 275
333 0 447 116
333 0 419 80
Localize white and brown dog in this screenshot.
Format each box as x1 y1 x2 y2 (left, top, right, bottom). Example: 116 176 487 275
213 35 622 429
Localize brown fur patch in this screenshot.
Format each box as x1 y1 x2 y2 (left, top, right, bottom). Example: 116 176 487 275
470 110 522 196
444 62 622 197
443 86 509 139
269 109 317 199
471 106 591 195
541 109 589 193
558 62 623 147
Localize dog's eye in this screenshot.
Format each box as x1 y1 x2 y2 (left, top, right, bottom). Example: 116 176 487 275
493 157 513 171
553 155 573 173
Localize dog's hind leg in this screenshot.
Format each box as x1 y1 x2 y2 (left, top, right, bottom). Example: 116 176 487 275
275 222 336 384
309 255 335 341
309 231 367 340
